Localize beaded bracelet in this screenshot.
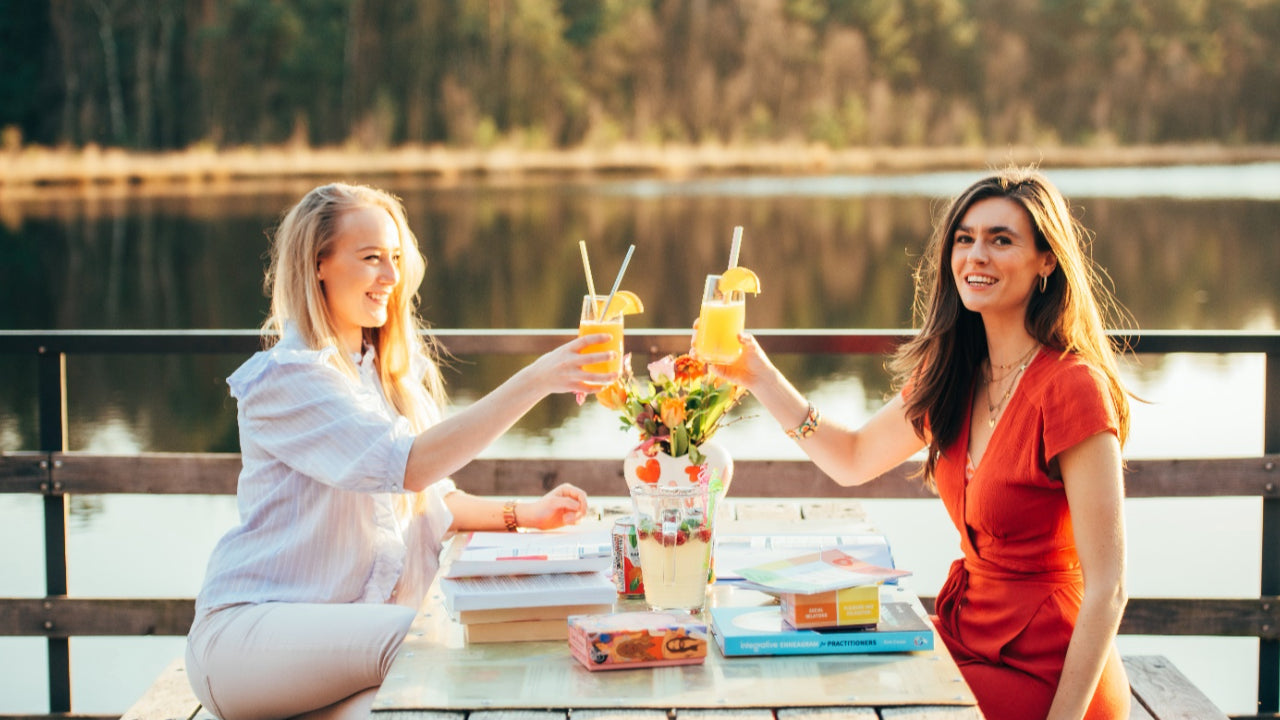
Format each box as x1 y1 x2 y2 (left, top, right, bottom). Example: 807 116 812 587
785 403 821 439
502 500 520 532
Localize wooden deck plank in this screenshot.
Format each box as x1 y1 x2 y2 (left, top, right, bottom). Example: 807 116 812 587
878 707 985 719
776 707 879 720
469 712 566 720
674 710 775 720
118 658 200 720
569 711 668 720
371 713 464 720
1124 655 1230 720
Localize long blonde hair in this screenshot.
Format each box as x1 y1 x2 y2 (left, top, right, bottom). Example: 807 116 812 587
891 167 1133 485
264 183 446 431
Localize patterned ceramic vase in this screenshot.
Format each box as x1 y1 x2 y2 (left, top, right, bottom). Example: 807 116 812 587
622 440 733 502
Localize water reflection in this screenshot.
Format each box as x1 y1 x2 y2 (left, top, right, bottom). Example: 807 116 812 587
1 168 1277 457
6 171 1280 333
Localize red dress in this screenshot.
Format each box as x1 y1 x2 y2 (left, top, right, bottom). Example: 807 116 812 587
929 348 1130 720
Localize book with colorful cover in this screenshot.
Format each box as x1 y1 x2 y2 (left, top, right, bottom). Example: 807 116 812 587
440 571 616 613
714 532 896 583
710 585 934 657
779 583 881 629
733 547 911 595
443 528 613 578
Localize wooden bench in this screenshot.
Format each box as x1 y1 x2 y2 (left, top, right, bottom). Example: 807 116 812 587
1124 656 1231 720
119 659 206 720
121 655 1231 720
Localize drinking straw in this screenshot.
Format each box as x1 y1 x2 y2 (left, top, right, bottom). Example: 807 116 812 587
578 240 598 318
727 226 743 270
601 244 636 321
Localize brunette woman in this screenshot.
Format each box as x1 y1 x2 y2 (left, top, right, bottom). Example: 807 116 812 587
712 168 1131 720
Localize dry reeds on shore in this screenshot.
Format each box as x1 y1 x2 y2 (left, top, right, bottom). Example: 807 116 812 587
2 141 1278 194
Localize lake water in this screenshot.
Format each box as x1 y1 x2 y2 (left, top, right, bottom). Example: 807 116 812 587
2 164 1279 715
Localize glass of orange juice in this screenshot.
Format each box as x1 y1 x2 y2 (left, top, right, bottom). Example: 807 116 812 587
578 294 624 375
693 275 746 364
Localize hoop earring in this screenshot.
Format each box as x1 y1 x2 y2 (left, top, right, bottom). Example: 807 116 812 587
1039 274 1048 293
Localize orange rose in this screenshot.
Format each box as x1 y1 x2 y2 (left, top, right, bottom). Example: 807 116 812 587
595 381 629 411
659 397 687 428
674 354 706 383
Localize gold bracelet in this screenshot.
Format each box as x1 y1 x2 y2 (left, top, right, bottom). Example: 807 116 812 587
502 500 519 532
785 403 821 439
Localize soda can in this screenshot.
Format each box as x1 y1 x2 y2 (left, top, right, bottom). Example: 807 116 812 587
611 515 645 598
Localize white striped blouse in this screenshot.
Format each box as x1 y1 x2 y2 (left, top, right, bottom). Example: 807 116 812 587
193 325 455 621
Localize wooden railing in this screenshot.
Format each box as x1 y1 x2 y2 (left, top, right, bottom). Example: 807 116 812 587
2 328 1279 720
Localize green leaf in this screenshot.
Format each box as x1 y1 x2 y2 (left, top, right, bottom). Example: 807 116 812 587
689 444 706 466
671 423 689 457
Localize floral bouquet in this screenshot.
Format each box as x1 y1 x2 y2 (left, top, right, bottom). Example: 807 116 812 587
595 353 748 466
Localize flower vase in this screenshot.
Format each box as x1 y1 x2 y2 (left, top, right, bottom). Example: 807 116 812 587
623 440 734 513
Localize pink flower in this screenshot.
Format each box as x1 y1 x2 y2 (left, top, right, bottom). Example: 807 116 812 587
648 356 676 383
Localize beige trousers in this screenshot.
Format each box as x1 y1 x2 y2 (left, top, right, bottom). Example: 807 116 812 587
185 601 416 720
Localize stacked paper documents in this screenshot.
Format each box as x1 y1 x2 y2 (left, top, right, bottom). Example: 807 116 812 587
439 528 616 643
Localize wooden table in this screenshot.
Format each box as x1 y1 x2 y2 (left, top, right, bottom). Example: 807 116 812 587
372 500 985 720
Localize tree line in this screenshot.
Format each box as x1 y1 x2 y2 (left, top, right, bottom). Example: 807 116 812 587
3 0 1278 152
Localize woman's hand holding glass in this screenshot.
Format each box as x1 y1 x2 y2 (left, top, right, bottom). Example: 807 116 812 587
699 329 774 392
531 334 618 393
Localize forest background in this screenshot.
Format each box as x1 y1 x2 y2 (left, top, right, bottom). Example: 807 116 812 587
2 0 1279 171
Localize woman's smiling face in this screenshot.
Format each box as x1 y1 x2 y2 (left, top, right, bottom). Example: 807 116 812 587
950 196 1056 322
316 206 402 354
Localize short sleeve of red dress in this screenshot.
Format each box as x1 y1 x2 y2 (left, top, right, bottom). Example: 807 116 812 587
1040 359 1120 471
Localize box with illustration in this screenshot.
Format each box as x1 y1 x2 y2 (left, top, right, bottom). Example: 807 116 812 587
568 611 708 671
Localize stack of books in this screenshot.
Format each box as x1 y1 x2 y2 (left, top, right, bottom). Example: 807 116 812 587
439 529 616 643
710 584 935 656
711 547 933 656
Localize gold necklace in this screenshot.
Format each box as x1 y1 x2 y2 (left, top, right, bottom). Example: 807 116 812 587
984 343 1039 429
989 341 1041 371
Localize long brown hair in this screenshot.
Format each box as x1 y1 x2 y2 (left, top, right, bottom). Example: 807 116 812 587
263 183 447 431
890 167 1133 486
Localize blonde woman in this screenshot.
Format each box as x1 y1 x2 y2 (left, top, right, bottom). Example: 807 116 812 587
713 169 1131 720
186 183 613 720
